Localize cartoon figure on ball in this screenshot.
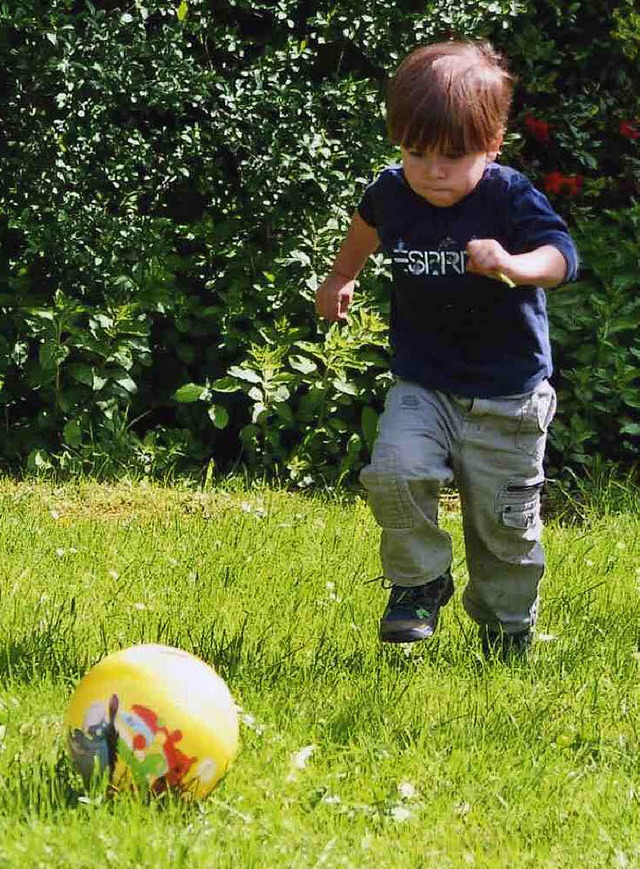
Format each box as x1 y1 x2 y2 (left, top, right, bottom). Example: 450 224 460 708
65 644 239 799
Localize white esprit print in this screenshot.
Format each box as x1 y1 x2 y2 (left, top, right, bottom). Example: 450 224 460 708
392 240 467 277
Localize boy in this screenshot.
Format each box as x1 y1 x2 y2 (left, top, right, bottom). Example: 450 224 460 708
315 40 578 656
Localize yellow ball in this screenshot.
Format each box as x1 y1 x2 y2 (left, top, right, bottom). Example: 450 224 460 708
65 644 239 799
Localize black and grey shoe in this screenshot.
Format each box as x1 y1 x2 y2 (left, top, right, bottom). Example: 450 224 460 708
379 571 454 644
480 627 532 660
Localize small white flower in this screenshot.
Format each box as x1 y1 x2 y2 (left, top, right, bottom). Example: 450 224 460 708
55 548 65 558
361 833 374 851
240 501 266 518
108 569 120 580
290 744 316 770
50 510 61 520
389 805 412 822
398 781 417 800
321 794 341 805
133 602 146 611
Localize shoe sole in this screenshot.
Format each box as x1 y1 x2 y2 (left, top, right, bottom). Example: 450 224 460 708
380 626 434 643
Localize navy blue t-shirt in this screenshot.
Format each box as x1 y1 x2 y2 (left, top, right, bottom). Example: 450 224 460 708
358 163 579 397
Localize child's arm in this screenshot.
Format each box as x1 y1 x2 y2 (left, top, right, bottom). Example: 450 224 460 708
315 213 380 321
466 239 568 289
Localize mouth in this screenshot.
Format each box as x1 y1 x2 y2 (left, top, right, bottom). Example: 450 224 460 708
423 188 452 197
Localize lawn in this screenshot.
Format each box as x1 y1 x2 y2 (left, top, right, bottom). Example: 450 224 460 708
0 478 639 868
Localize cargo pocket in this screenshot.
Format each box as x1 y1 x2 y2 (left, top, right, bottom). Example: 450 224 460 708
516 382 557 455
491 479 544 562
359 444 416 530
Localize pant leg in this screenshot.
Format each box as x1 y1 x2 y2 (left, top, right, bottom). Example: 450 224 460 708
454 380 557 633
360 380 457 586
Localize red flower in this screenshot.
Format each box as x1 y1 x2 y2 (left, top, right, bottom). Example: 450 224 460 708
543 171 583 196
563 175 583 195
524 113 551 142
620 120 640 140
542 171 564 194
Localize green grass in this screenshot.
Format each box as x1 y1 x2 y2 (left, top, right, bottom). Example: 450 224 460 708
0 478 639 868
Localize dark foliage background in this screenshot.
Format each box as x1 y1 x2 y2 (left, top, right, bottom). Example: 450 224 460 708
0 0 638 483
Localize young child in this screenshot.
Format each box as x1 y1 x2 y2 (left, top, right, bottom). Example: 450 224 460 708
315 40 578 656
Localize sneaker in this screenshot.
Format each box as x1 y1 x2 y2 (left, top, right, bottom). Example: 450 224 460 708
480 627 532 660
379 571 454 644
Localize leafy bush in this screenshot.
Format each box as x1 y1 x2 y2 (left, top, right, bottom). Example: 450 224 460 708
0 0 638 483
547 205 640 473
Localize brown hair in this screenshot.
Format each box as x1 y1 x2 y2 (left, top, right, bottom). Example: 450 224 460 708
386 40 514 154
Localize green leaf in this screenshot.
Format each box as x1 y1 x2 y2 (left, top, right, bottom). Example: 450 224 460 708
114 373 137 394
94 373 108 392
251 403 267 423
208 404 229 429
39 343 68 369
227 366 262 384
63 419 83 446
211 377 243 393
289 355 317 375
275 402 294 424
620 422 640 435
177 1 189 21
361 405 378 453
329 417 349 433
27 449 53 472
173 383 206 403
67 363 94 387
272 385 290 402
333 379 358 396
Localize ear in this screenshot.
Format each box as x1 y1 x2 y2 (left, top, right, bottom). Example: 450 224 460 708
486 132 504 162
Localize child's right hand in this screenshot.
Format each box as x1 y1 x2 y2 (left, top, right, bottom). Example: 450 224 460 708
315 274 355 321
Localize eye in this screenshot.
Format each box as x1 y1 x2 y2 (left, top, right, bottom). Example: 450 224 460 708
444 151 466 161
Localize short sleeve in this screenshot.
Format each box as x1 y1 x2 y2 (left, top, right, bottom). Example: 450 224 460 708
506 176 579 282
357 179 380 228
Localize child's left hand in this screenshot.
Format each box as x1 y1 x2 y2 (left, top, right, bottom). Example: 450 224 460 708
466 239 514 284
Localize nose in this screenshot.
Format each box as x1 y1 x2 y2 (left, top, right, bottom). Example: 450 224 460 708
423 155 447 179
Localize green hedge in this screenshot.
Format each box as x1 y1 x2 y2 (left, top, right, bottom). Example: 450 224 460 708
0 0 638 483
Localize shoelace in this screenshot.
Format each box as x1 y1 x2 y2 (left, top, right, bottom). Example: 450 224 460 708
363 574 387 587
389 585 435 611
365 575 444 614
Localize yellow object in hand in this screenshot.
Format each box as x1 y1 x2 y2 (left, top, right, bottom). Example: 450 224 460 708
496 271 516 288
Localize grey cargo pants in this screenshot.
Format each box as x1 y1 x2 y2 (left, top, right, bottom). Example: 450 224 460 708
360 378 557 634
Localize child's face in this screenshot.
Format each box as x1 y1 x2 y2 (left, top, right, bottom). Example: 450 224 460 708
400 144 499 208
